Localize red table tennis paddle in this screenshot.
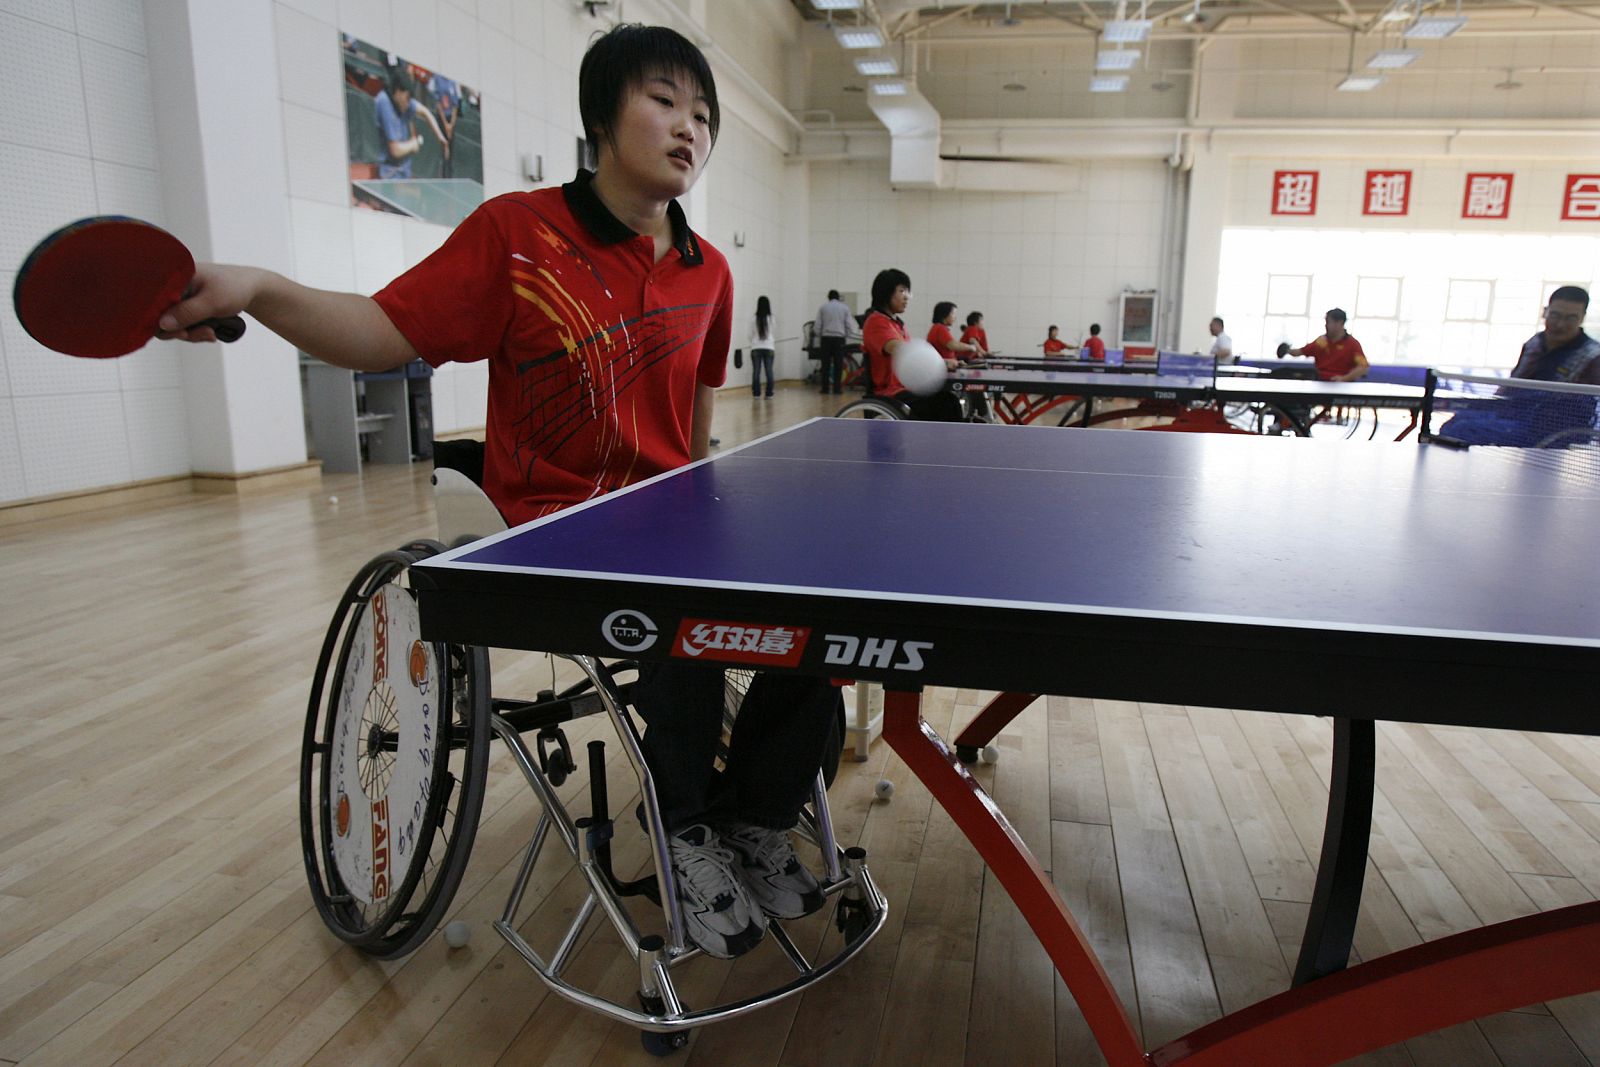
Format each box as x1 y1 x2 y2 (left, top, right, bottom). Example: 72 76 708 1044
12 216 245 359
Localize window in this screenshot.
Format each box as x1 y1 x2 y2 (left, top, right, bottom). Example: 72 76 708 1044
1445 279 1494 323
1266 274 1310 316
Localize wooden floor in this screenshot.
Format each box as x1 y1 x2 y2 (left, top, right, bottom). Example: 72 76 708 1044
3 381 1598 1067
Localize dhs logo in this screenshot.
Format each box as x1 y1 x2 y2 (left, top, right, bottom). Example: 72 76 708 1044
602 610 659 652
823 634 933 672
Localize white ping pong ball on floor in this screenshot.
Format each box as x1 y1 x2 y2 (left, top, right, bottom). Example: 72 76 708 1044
874 779 894 801
443 920 471 948
893 339 948 397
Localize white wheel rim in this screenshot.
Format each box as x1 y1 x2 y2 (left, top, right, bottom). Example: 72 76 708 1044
328 586 439 906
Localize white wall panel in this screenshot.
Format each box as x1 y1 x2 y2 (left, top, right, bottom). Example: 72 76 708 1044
0 400 23 502
392 0 440 69
17 391 132 496
0 13 92 156
79 38 159 171
276 5 342 117
117 341 184 393
289 198 358 292
123 386 191 480
337 0 392 50
437 1 479 87
92 158 164 222
74 0 146 52
0 0 72 29
283 103 349 206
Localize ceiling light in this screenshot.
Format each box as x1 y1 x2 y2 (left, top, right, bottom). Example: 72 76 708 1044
833 25 885 49
1102 19 1152 42
855 56 898 76
1337 74 1385 91
811 0 864 9
1366 48 1421 68
1097 49 1140 70
1090 75 1130 92
1402 15 1466 38
870 79 908 96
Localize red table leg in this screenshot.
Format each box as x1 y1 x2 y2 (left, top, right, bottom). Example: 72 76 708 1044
951 690 1040 754
882 689 1149 1067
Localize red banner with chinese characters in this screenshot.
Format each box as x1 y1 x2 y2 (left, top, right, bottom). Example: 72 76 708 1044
1562 175 1600 221
1363 170 1412 216
1462 173 1513 219
1271 170 1318 216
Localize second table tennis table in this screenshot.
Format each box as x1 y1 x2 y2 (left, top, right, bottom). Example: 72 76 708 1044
412 417 1600 1066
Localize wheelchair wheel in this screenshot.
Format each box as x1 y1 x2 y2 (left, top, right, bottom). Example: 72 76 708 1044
834 397 906 420
300 541 491 959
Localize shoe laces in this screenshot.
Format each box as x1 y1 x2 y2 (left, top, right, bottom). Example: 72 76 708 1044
735 826 798 872
671 828 741 905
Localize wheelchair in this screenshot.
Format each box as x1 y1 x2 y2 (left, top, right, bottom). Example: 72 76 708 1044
298 441 888 1054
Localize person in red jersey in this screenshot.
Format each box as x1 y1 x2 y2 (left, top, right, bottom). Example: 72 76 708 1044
158 23 835 961
1082 323 1106 361
1042 324 1070 356
861 269 961 421
960 310 991 357
928 301 980 364
1289 308 1369 382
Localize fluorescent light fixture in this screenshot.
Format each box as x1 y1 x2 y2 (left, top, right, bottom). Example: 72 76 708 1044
1403 15 1466 38
1366 48 1422 68
1102 19 1152 42
1337 74 1385 91
811 0 863 9
1096 48 1140 70
833 25 885 48
854 56 899 76
870 79 908 96
1090 75 1130 92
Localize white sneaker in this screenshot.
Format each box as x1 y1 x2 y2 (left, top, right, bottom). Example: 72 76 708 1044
724 824 826 920
668 824 766 958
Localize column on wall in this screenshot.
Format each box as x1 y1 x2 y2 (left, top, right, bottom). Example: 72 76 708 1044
143 0 305 477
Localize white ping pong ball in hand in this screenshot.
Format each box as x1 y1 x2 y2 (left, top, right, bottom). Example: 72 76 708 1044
893 339 948 397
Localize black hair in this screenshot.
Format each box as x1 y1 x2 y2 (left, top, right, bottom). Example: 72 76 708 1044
387 65 415 99
578 24 720 158
756 294 771 335
871 268 911 312
932 301 956 325
827 289 840 300
1550 285 1590 309
1047 324 1058 335
1089 323 1101 336
1211 316 1224 328
965 311 983 327
1326 308 1348 323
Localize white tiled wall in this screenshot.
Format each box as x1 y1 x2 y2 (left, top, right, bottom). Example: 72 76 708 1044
807 159 1171 356
0 1 185 504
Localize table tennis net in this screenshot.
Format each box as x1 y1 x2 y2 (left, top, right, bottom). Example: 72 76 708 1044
1423 370 1600 481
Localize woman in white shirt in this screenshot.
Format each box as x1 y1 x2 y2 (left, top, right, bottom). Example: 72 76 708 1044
749 295 776 398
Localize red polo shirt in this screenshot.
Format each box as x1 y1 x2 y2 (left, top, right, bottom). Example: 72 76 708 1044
1303 333 1366 380
961 325 989 352
373 170 731 526
1083 336 1105 361
864 310 910 395
1043 338 1069 355
927 322 957 359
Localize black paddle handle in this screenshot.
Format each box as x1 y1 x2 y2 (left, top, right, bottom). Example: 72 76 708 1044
200 315 246 343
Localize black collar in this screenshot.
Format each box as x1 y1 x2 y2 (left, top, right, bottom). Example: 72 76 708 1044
562 169 703 265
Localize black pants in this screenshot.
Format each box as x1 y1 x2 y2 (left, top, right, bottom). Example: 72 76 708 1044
819 336 845 392
633 663 842 832
898 390 964 422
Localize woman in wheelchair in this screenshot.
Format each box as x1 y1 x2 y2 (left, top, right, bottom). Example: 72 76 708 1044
861 269 964 422
158 24 847 967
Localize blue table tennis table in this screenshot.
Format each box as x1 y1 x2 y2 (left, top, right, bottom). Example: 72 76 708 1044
950 363 1425 437
411 418 1600 1066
